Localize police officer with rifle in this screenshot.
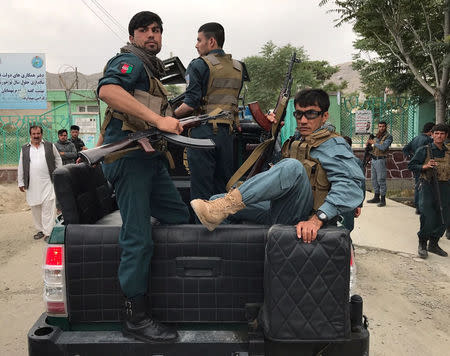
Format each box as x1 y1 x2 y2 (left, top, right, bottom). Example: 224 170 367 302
408 124 450 259
96 11 191 343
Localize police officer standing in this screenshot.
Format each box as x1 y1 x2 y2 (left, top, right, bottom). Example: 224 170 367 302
366 121 393 207
403 122 434 214
97 11 189 342
174 22 243 202
408 124 449 259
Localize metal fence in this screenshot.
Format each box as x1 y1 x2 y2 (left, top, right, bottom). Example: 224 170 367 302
340 95 418 147
0 109 71 164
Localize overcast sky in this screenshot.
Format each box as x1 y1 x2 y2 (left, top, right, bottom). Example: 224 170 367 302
1 0 357 75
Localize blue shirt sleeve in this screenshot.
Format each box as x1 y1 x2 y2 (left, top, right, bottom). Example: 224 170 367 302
183 58 209 109
374 134 393 151
97 53 147 94
311 137 365 219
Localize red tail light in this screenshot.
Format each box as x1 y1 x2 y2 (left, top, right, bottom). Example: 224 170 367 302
46 246 63 265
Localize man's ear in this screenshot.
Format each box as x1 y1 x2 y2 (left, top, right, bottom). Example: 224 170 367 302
129 35 134 43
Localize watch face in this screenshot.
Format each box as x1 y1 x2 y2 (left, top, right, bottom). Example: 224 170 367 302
318 211 327 221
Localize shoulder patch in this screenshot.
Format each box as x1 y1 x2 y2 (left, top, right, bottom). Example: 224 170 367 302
120 63 133 74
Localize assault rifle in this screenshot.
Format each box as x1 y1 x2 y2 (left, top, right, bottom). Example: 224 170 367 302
80 111 231 166
226 52 300 190
363 134 375 169
427 143 445 225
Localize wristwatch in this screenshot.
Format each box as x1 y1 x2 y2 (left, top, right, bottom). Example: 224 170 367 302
316 210 328 223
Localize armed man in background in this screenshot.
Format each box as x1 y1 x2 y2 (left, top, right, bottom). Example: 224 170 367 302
97 11 189 343
366 121 393 207
408 124 449 259
54 129 78 165
403 121 434 214
174 22 243 203
191 89 365 242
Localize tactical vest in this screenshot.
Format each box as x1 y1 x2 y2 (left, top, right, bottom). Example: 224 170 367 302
281 128 340 211
21 141 56 189
200 53 242 132
421 145 450 182
100 63 174 164
372 132 390 157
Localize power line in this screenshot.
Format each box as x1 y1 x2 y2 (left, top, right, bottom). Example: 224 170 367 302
90 0 128 36
80 0 124 42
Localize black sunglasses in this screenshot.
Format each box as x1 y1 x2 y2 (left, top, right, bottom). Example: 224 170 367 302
293 110 323 120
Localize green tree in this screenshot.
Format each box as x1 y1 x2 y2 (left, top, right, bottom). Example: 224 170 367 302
321 0 450 124
243 42 347 112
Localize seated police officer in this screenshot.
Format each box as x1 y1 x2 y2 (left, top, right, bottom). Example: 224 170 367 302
191 89 365 242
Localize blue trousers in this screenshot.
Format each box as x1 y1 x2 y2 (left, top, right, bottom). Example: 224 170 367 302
103 156 189 298
371 158 387 195
188 124 234 201
418 180 449 241
213 159 314 225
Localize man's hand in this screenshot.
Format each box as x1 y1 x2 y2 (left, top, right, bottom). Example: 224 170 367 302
354 207 362 218
295 215 323 243
59 152 65 155
367 139 375 145
265 112 277 124
423 159 437 170
156 116 184 135
19 186 25 192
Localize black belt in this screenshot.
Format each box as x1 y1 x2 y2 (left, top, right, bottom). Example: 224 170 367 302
371 155 386 160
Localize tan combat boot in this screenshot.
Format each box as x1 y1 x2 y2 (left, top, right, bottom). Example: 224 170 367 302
190 189 246 231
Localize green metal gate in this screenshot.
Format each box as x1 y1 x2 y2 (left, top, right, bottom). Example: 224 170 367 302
340 96 418 147
0 104 72 165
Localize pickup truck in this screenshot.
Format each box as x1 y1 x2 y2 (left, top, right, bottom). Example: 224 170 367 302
27 130 369 356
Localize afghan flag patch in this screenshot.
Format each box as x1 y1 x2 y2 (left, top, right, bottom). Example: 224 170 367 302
120 63 133 74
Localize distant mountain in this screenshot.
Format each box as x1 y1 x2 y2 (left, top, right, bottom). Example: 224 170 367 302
47 62 362 95
327 62 362 95
46 71 102 90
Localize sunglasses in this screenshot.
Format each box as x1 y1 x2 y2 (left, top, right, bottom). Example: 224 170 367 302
293 110 323 120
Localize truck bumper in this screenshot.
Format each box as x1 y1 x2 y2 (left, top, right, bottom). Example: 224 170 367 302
28 313 370 356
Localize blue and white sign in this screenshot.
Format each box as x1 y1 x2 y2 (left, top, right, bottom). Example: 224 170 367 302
0 53 47 109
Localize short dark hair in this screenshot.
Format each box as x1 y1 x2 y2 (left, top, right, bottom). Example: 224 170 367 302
422 122 435 133
198 22 225 48
294 89 330 113
29 125 43 134
128 11 163 36
431 123 449 134
70 125 80 131
58 129 68 136
378 121 387 127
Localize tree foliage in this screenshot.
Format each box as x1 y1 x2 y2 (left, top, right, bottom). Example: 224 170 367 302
321 0 450 123
243 42 347 112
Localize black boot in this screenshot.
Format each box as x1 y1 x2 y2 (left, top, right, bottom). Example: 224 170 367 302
377 196 386 207
367 193 380 203
446 229 450 240
418 240 428 259
428 238 448 257
123 296 178 342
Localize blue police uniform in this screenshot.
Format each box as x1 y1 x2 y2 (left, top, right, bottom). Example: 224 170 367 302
183 49 242 201
371 132 393 197
98 52 189 298
403 133 433 210
408 143 449 244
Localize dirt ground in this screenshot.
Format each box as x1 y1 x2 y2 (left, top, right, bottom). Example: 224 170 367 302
0 182 449 356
